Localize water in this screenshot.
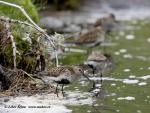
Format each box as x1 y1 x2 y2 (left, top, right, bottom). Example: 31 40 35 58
60 20 150 113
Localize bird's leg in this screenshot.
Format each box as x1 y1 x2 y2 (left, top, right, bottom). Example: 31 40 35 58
55 84 59 97
92 80 96 89
103 46 106 53
92 68 99 84
92 68 95 74
61 84 65 97
100 72 103 84
87 46 93 55
92 68 96 88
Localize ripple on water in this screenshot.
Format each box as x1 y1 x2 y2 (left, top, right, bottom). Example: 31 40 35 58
95 84 102 87
137 110 142 113
116 109 120 112
87 110 91 113
123 54 133 59
125 35 135 40
123 69 131 72
138 75 150 80
129 75 136 79
123 79 139 84
148 67 150 70
111 83 116 86
138 82 147 86
147 38 150 43
91 74 150 86
114 51 120 55
117 96 135 101
119 49 127 53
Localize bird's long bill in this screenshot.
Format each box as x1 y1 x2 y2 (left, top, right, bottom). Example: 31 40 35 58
82 73 95 84
82 71 95 88
82 72 91 82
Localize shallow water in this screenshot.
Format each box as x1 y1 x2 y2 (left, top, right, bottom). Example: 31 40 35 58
60 20 150 113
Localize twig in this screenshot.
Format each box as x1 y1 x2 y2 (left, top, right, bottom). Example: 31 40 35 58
55 50 59 67
10 35 17 69
19 69 35 81
0 0 59 67
0 16 42 33
0 1 42 32
0 1 54 45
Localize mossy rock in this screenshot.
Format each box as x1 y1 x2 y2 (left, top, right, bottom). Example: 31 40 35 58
0 0 39 22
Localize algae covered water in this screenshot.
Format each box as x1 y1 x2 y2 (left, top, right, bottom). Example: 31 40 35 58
61 19 150 113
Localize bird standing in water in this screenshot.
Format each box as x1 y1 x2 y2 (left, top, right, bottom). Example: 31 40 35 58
94 13 119 34
38 66 91 97
84 51 114 83
66 26 105 49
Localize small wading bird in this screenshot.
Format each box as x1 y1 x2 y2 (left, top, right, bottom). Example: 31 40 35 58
94 13 119 34
66 26 105 48
84 51 114 83
37 66 92 97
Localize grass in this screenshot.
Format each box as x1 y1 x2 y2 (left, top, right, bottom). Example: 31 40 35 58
0 0 39 22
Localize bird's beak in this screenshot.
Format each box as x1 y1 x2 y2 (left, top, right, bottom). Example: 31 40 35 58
82 71 91 82
82 71 96 89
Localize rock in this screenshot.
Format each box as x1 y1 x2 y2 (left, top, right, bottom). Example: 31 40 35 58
63 24 81 33
39 17 64 32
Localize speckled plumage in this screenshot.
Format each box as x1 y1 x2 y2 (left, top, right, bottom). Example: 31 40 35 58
94 13 118 33
39 66 86 96
87 51 107 61
66 27 105 47
84 51 114 75
40 66 84 84
76 27 105 44
47 66 77 77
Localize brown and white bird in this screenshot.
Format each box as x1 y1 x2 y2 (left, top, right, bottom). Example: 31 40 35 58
84 51 114 83
66 27 105 48
37 66 91 96
94 13 119 33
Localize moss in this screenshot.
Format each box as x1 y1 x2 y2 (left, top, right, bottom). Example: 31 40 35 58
0 19 41 72
0 0 39 22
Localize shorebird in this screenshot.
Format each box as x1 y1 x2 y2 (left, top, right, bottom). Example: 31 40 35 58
84 51 114 83
78 64 96 88
66 27 105 48
94 13 119 34
37 66 91 97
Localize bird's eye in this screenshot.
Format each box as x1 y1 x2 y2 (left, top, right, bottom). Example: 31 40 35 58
79 69 83 72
